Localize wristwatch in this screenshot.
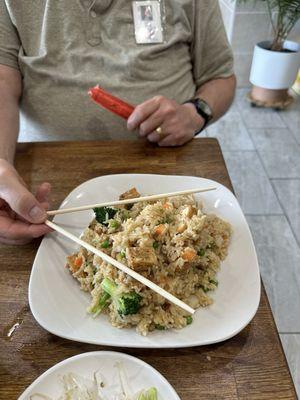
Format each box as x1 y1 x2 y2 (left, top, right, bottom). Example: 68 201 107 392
185 98 213 135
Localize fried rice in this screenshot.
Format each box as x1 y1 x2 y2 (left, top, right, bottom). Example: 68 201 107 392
66 187 232 336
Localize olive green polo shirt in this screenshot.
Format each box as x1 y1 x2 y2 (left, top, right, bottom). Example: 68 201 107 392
0 0 234 141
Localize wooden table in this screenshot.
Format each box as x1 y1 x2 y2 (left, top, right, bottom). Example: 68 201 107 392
0 139 297 399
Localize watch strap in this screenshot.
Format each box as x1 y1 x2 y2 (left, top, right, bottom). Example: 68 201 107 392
184 98 212 136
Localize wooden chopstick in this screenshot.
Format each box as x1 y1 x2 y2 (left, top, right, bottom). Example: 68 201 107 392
47 187 216 216
45 220 195 315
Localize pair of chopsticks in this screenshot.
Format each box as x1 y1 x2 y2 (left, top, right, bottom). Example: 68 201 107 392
46 187 216 314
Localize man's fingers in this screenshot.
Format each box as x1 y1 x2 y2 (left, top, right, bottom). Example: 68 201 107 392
127 96 161 131
40 201 50 211
138 110 165 137
0 215 51 240
0 179 47 224
147 131 163 143
157 134 183 147
36 182 51 203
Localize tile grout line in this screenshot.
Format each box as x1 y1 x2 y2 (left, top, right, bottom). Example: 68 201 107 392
238 101 286 215
245 213 284 217
279 332 300 335
269 179 300 249
236 89 289 130
248 130 300 247
260 113 300 247
222 150 257 153
270 178 300 181
239 108 300 231
276 104 300 145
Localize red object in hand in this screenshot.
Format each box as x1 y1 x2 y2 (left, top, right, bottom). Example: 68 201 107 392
88 86 135 120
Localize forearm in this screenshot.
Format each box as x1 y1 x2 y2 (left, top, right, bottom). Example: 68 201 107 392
195 75 236 123
0 65 21 164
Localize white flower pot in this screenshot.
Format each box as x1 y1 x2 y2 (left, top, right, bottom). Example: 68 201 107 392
250 40 300 90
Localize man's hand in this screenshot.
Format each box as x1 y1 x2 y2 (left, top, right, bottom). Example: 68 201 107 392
0 159 52 245
127 96 204 146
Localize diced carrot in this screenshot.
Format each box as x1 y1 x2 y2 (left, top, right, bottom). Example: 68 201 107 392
162 202 172 210
154 224 166 236
74 256 83 270
182 248 197 261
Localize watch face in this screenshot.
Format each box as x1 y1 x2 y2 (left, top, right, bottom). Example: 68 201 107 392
197 100 213 118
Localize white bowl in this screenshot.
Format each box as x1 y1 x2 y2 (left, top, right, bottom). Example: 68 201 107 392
18 351 180 399
29 174 261 348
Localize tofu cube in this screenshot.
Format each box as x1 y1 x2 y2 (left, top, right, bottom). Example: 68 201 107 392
119 187 140 200
126 247 157 271
182 205 197 219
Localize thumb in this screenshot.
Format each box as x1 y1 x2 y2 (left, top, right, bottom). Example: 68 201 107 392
1 177 47 223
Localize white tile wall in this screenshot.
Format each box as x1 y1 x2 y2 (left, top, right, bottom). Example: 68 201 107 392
219 0 235 42
231 13 272 53
218 0 275 87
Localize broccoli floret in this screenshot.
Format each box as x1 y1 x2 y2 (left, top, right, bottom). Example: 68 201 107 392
93 207 117 226
89 292 111 317
101 278 142 316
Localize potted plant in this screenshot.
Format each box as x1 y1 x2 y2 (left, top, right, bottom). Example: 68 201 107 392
237 0 300 106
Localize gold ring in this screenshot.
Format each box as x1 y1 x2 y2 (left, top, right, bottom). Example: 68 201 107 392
155 126 163 136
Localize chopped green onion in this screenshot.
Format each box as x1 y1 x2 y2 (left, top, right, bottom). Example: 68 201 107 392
206 241 216 249
101 240 110 249
200 285 209 293
120 249 126 258
209 279 218 286
110 220 120 229
89 291 111 317
153 241 159 249
198 248 206 257
185 316 193 325
157 217 172 225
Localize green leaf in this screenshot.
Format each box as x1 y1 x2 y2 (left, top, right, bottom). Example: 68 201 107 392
93 207 117 225
109 219 120 229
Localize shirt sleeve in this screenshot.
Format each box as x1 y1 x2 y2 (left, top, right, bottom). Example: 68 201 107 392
0 1 20 70
191 0 234 88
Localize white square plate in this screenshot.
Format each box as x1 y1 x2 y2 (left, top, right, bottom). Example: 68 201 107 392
29 174 261 348
18 351 180 399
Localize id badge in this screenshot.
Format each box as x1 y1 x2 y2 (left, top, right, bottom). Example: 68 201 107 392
132 1 164 44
